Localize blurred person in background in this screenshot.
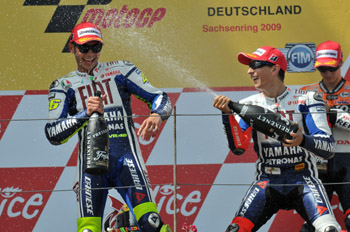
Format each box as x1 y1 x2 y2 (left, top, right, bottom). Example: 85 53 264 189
299 41 350 232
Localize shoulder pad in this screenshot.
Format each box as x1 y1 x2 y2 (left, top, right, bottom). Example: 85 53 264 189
122 60 134 66
49 80 59 89
313 92 324 102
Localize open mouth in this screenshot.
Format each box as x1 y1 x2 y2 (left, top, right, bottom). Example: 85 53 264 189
83 57 95 65
251 76 258 82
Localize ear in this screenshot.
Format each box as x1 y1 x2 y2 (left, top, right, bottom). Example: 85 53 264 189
68 43 75 54
271 65 281 75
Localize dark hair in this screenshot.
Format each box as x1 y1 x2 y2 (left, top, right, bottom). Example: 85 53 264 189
278 69 285 82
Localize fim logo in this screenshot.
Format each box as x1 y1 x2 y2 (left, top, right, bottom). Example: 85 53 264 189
280 43 317 73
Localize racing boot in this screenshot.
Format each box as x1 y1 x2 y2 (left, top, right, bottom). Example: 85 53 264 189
345 212 350 231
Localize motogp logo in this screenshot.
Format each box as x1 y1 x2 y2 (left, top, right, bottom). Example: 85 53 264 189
23 0 166 53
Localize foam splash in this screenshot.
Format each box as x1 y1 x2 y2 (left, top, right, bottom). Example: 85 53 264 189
108 29 217 97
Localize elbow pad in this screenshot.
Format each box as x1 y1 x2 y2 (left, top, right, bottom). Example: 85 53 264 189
226 115 251 155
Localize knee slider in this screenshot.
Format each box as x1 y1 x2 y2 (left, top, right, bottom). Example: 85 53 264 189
77 217 101 232
313 214 341 232
134 202 164 232
138 212 163 232
323 225 338 232
226 223 239 232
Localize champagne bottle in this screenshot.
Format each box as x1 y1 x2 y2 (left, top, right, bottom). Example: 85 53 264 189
228 101 299 142
84 90 110 175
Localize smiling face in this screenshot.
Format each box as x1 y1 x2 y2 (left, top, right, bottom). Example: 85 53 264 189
69 41 101 74
247 61 284 98
247 62 276 90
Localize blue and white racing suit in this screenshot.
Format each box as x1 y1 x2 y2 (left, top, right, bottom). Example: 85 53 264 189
45 61 171 231
222 87 340 231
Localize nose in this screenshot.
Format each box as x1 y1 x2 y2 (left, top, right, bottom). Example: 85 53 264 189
86 48 95 55
248 67 254 74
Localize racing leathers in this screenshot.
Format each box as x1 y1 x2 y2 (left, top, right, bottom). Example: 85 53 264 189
301 78 350 231
222 87 340 232
45 60 172 232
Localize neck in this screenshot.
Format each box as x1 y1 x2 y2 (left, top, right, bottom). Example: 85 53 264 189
262 82 286 99
78 67 95 76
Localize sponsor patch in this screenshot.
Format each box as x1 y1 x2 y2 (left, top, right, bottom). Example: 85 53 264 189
316 49 338 59
269 54 278 62
61 79 72 90
316 106 325 112
295 163 305 171
326 94 338 100
253 48 266 56
264 166 281 175
142 73 149 84
339 92 350 98
77 27 101 38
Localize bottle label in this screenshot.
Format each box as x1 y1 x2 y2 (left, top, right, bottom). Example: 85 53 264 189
240 105 248 116
257 114 292 133
93 151 109 161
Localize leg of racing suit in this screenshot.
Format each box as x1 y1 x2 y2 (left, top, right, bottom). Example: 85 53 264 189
231 174 341 232
115 154 170 232
328 154 350 232
298 163 338 232
299 175 341 232
337 155 350 232
75 171 109 232
225 179 280 232
76 138 172 232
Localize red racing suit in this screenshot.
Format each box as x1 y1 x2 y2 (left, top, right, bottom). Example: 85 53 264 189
222 87 340 231
45 60 172 231
301 78 350 230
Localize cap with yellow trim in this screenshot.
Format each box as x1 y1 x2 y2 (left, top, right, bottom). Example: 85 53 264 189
314 41 342 68
238 46 287 72
69 22 104 45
